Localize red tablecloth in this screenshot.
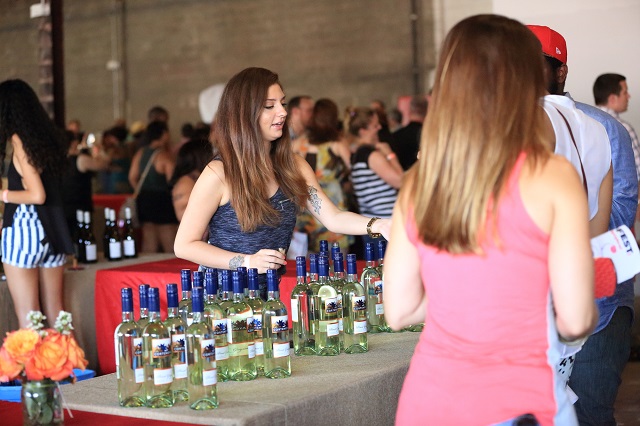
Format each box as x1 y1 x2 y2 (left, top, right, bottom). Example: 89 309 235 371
95 257 367 375
0 400 189 426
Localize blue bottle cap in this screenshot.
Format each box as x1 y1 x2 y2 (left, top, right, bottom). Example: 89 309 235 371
121 288 133 312
346 253 358 275
331 243 340 260
248 268 259 291
296 256 307 277
377 239 387 258
204 268 218 296
365 242 376 262
166 283 179 308
267 269 279 293
180 269 192 292
148 287 160 313
237 266 248 291
334 254 344 273
318 255 329 277
221 270 232 292
232 270 243 295
309 253 318 274
319 240 329 253
193 271 204 289
192 286 204 313
139 284 149 309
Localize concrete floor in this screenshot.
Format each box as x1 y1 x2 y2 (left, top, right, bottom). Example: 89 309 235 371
615 361 640 425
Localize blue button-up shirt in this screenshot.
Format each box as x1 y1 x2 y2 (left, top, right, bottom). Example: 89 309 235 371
568 93 638 333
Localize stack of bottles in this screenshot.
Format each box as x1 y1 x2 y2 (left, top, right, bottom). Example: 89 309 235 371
75 207 137 264
114 267 291 409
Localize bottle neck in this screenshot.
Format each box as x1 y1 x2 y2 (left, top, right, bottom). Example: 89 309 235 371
334 271 345 280
221 290 231 301
248 289 259 299
192 311 203 323
347 273 358 283
167 307 179 318
310 273 318 282
181 290 192 300
205 293 216 304
122 311 134 322
318 274 329 284
267 290 279 301
296 275 306 285
232 292 244 302
366 260 376 268
148 310 161 322
139 307 148 318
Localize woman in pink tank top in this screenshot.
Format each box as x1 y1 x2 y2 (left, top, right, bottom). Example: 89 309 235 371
384 15 598 426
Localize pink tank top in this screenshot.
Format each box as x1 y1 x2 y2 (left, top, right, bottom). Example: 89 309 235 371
396 154 567 425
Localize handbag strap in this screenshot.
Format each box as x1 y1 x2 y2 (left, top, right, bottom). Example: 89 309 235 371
133 150 159 198
554 107 588 198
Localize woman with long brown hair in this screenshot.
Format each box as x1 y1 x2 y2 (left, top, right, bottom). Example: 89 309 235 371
384 15 596 425
174 67 389 298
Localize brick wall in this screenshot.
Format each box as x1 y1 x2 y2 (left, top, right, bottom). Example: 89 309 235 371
0 0 436 138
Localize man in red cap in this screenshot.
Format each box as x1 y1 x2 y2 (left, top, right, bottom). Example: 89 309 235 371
529 24 637 426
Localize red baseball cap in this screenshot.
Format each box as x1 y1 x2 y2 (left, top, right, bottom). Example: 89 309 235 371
527 25 567 64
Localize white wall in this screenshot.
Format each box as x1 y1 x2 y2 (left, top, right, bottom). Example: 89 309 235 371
432 0 640 130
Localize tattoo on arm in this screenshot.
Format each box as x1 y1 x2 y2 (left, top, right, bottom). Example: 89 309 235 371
308 186 322 214
229 255 244 269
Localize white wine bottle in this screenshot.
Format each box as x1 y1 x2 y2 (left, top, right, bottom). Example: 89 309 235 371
142 287 174 408
137 284 150 330
203 269 229 382
331 252 346 352
246 268 264 375
122 207 137 258
178 269 193 327
310 255 340 356
343 254 368 354
164 284 188 402
361 243 386 333
263 269 291 378
226 271 257 381
291 256 315 356
186 287 218 410
114 287 145 407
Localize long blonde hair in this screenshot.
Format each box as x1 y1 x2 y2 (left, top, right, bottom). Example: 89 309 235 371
405 14 551 254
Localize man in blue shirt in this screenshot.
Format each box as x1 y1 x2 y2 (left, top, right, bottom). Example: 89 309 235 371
529 25 637 425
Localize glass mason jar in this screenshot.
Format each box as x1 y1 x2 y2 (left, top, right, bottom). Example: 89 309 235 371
22 379 64 425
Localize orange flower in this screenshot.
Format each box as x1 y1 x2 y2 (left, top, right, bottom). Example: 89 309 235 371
67 336 88 370
3 329 40 364
0 346 22 381
24 332 73 381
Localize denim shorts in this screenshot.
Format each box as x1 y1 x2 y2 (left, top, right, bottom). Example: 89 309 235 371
2 204 67 268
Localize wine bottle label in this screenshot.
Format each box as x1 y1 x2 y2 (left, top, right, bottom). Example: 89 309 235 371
254 340 264 356
153 368 173 385
86 244 97 261
272 342 290 358
135 367 144 383
375 303 384 315
290 299 299 322
248 343 256 359
109 242 122 258
354 320 368 335
202 368 217 387
325 321 339 337
247 317 255 333
174 363 187 379
201 338 216 361
271 315 288 333
123 240 136 256
324 297 338 314
152 338 171 358
228 342 251 357
339 318 344 332
352 296 367 311
133 338 143 357
213 319 228 336
215 345 229 360
172 334 186 357
374 278 383 295
253 315 262 334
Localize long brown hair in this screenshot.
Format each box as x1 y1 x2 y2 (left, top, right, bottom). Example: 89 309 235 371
212 67 307 231
405 14 551 254
307 98 341 144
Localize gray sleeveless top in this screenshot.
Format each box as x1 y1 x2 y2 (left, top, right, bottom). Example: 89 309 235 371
207 187 297 260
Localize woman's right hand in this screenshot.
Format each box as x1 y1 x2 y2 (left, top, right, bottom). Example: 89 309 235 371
244 248 286 274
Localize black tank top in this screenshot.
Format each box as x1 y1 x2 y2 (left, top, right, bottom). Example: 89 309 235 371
61 153 94 212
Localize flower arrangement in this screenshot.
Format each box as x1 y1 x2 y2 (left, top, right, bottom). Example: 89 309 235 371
0 310 88 382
